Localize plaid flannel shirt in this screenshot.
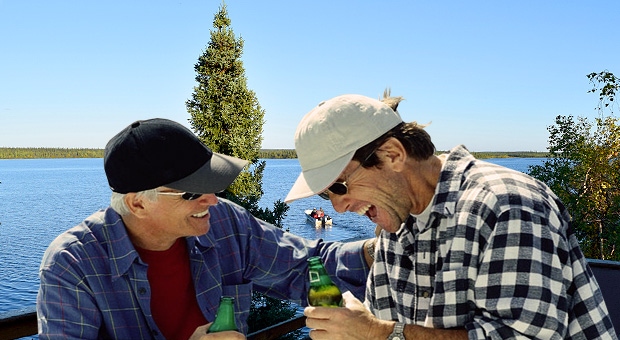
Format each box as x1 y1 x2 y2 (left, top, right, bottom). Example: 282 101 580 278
37 198 369 339
365 145 617 339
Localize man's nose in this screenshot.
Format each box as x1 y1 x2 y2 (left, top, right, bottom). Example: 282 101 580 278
198 193 218 205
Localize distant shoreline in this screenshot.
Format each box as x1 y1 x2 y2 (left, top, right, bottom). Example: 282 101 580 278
0 147 548 160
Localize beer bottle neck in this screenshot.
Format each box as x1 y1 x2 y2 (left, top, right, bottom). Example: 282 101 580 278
208 297 238 333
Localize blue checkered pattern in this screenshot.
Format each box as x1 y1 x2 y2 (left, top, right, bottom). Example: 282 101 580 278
37 198 369 339
365 145 617 339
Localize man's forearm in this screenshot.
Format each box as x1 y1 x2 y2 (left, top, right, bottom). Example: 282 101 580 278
402 324 468 340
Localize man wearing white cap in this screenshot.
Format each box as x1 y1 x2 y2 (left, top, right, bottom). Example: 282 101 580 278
286 93 617 339
37 118 373 340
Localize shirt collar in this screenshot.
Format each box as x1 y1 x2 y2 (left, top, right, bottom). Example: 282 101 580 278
431 144 476 218
96 208 140 280
100 208 219 280
187 228 217 250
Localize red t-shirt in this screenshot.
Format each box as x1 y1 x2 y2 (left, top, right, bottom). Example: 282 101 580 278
136 238 208 340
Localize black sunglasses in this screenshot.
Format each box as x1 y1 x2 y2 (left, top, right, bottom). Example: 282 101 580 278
156 191 204 201
318 150 377 200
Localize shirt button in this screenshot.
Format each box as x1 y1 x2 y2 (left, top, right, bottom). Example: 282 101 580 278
138 287 147 295
422 290 430 298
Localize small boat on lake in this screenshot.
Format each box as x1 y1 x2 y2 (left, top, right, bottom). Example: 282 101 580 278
305 209 332 227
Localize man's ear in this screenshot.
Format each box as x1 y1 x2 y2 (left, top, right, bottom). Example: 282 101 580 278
125 193 148 217
378 137 407 172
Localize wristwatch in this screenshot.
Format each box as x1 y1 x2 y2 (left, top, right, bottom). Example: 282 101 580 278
366 239 376 260
387 322 405 340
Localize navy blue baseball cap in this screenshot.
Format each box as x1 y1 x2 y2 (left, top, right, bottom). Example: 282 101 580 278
104 118 248 194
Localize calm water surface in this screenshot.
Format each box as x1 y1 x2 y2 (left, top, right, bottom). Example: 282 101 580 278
0 157 545 316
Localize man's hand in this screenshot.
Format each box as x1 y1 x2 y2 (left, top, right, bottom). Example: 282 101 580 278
304 291 393 340
188 323 246 340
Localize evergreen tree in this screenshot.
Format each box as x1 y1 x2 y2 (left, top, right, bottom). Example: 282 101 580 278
185 3 298 338
186 2 263 204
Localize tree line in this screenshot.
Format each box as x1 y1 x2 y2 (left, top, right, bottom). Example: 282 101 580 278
0 147 104 159
258 149 297 159
0 148 547 160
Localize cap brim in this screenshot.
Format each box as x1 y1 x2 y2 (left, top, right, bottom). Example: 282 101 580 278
284 150 355 203
166 152 249 194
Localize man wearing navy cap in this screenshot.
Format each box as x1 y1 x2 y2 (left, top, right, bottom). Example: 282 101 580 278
37 118 374 340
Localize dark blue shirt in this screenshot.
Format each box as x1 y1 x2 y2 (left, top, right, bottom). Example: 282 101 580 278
38 198 369 339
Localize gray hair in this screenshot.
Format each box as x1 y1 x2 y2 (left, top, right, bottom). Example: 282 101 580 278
110 189 159 216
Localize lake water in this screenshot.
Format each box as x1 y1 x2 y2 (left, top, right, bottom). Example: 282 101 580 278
0 157 545 323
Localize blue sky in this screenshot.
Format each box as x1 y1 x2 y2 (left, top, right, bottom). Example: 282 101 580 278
1 1 618 152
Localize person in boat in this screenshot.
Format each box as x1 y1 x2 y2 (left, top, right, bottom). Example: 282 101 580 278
310 207 317 218
37 118 375 340
315 208 324 220
319 208 330 222
285 92 617 339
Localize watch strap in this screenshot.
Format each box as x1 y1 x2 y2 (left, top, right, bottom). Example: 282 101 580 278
386 322 405 340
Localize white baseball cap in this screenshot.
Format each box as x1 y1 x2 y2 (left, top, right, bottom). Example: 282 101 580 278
285 94 403 203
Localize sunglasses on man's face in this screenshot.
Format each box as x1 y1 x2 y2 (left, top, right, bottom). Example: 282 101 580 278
318 180 351 200
156 191 204 201
318 150 378 200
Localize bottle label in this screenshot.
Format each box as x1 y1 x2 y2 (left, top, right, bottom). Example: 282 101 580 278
309 270 320 283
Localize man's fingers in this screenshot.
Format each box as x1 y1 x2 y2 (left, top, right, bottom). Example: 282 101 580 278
304 306 316 317
304 306 338 319
341 291 361 308
307 328 329 340
305 315 332 330
342 291 354 300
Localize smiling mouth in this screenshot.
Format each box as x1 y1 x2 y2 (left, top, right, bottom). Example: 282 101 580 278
356 204 371 216
192 209 209 218
355 204 378 221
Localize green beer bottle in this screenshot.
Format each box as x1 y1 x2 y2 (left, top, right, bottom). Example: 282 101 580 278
207 296 239 333
307 256 343 307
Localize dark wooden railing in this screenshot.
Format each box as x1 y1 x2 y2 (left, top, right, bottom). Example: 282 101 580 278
2 259 619 340
0 309 306 340
247 315 307 340
0 308 37 340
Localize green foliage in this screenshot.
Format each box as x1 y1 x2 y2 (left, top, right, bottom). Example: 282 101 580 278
185 3 298 338
186 2 265 205
246 292 298 340
469 151 548 159
0 148 296 160
588 70 619 112
435 151 548 159
528 72 620 261
258 149 297 159
0 148 547 160
0 148 104 159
